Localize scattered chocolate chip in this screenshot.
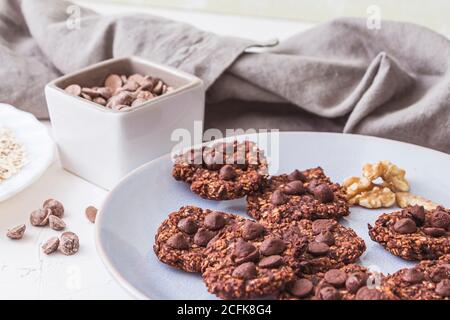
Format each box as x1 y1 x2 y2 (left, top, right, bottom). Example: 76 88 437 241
423 227 446 237
270 190 288 205
6 224 26 239
166 233 189 250
311 219 335 234
307 242 330 256
435 279 450 297
242 221 265 240
314 184 334 203
345 272 368 293
218 165 236 180
319 286 341 300
85 206 97 223
43 199 64 218
283 181 306 195
315 231 335 246
177 218 198 234
324 269 347 287
193 228 216 247
258 255 283 268
430 210 450 230
58 232 80 256
287 169 307 182
49 215 66 231
30 208 51 226
393 218 417 234
232 262 257 280
401 268 424 284
204 211 226 230
408 205 425 225
260 238 286 256
355 286 382 300
42 237 60 255
288 279 314 298
64 84 82 96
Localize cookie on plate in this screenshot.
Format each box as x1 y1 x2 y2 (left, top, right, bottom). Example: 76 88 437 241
172 140 268 200
279 264 389 300
270 219 366 274
153 206 244 272
368 205 450 261
202 220 295 299
381 254 450 300
246 168 349 224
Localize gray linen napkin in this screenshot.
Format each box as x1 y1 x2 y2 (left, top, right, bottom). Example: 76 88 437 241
1 0 450 153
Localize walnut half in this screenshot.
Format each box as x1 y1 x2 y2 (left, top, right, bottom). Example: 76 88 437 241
351 186 396 209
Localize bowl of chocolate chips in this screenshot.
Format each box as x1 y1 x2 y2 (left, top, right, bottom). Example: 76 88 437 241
45 56 204 189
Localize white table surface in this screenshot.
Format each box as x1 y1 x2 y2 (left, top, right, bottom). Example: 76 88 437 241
0 3 312 300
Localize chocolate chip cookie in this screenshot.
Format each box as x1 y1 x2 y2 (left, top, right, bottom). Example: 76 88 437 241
381 254 450 300
270 219 366 274
246 168 349 224
172 140 268 200
368 205 450 260
279 264 389 300
202 220 295 299
153 206 244 272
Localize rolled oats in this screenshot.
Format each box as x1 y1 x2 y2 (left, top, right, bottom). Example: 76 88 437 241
0 128 26 183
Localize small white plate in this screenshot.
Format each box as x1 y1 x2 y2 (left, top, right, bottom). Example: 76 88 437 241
96 132 450 299
0 104 54 202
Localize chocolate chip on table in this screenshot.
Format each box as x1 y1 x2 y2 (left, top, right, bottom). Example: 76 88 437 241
324 269 347 287
393 218 417 234
288 279 314 298
85 206 98 224
311 219 334 234
287 169 307 182
355 286 382 300
6 224 26 239
166 233 189 250
307 242 330 256
58 231 80 256
193 228 216 247
42 237 60 255
430 210 450 229
314 184 334 203
408 205 425 225
319 286 341 300
43 199 64 218
177 217 198 234
346 272 368 293
283 181 306 195
219 165 236 180
64 84 81 96
30 208 51 226
435 279 450 297
49 215 66 231
423 227 446 237
242 221 265 240
270 190 288 205
204 211 226 230
401 268 424 284
315 231 335 246
260 238 286 256
258 255 283 268
232 262 257 280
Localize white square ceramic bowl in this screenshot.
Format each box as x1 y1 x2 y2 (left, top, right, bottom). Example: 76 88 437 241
45 56 204 189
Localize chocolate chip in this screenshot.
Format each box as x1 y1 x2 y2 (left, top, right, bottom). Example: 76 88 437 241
288 279 314 298
409 205 425 225
218 165 236 180
393 218 417 234
43 199 64 218
6 224 26 240
204 211 226 230
242 221 265 240
49 215 66 231
307 179 319 193
313 184 334 203
93 96 106 106
104 74 123 91
270 190 288 205
312 219 335 234
423 227 446 237
355 286 382 300
435 279 450 297
315 231 335 246
232 262 257 280
193 228 216 247
58 232 80 256
107 91 135 108
30 208 51 226
324 269 347 287
307 242 330 256
166 233 189 250
283 181 306 195
401 268 424 284
177 218 197 234
260 238 286 256
258 255 283 268
287 169 307 182
85 206 97 223
319 286 341 300
65 84 82 96
234 239 257 258
345 272 368 293
430 266 449 283
81 87 102 98
42 237 60 255
430 210 450 230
